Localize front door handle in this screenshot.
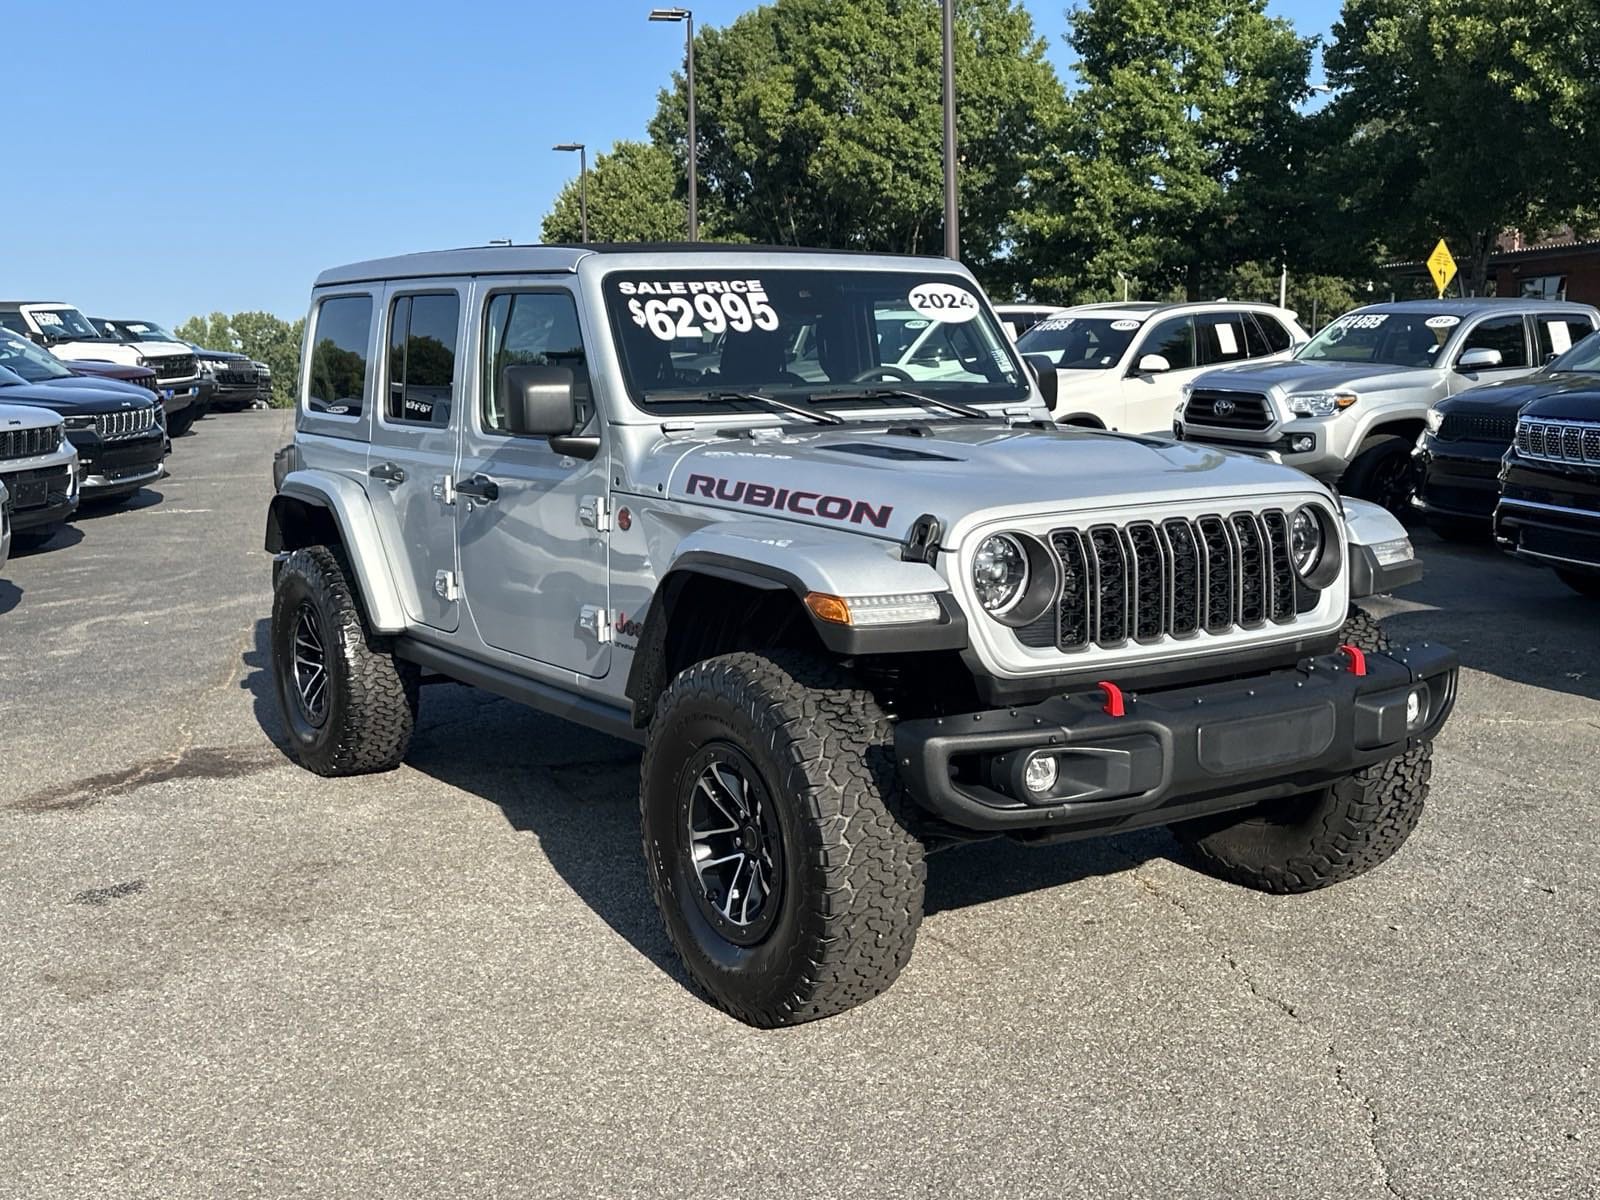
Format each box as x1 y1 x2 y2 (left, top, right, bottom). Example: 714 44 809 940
369 461 407 485
456 473 500 503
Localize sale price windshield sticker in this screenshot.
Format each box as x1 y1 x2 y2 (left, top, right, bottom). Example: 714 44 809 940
621 278 780 340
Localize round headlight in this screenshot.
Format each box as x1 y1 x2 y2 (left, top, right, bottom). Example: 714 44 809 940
1290 505 1324 575
973 533 1029 614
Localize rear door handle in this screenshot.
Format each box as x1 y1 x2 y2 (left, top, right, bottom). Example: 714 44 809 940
369 461 407 485
456 473 499 503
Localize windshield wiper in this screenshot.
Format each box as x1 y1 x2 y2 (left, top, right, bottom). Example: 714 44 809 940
647 388 845 426
807 386 990 420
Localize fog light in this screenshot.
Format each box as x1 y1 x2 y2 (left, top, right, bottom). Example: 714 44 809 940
1406 686 1427 730
1290 434 1316 453
1022 753 1059 795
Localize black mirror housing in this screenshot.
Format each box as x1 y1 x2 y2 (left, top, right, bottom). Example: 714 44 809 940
500 363 579 437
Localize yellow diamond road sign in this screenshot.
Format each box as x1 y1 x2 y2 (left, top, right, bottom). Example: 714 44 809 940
1427 239 1458 298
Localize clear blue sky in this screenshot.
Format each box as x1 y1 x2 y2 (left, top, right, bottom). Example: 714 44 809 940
2 0 1339 327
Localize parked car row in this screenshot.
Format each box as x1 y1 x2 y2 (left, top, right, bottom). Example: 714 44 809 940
0 300 268 565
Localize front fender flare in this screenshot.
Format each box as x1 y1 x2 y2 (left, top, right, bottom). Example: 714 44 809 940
267 471 409 632
1341 496 1423 597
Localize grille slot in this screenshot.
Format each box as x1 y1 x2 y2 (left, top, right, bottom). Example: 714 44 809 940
0 423 63 461
143 353 197 382
1033 509 1303 653
1517 418 1600 466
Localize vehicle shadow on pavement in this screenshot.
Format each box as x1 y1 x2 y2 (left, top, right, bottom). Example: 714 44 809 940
242 620 291 754
0 578 20 615
925 827 1169 916
72 488 166 520
1375 531 1600 704
11 525 84 556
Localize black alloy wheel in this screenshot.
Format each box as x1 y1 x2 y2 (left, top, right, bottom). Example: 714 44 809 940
681 745 785 946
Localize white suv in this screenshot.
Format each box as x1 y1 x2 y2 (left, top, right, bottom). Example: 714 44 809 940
1016 300 1308 433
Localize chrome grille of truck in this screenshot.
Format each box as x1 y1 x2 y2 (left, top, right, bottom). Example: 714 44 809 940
1020 510 1299 652
1516 418 1600 466
0 424 62 461
1183 389 1273 431
94 407 158 439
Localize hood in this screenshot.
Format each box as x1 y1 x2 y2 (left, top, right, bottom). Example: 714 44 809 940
0 400 63 431
193 345 249 362
1440 372 1600 416
69 359 156 382
1195 358 1433 397
1521 388 1600 423
50 339 143 365
0 379 159 416
45 375 154 399
637 421 1330 543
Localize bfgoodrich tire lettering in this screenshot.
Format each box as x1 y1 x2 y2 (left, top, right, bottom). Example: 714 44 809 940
1175 604 1430 893
270 545 419 776
640 651 926 1027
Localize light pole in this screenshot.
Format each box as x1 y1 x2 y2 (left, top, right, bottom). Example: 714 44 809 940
650 7 697 242
941 0 958 259
553 143 589 243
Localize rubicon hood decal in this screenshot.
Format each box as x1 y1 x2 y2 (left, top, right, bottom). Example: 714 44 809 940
685 473 893 528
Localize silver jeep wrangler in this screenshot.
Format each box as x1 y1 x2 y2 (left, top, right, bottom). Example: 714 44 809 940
267 245 1458 1026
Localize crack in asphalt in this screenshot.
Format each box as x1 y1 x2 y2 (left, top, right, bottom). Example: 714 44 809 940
1121 859 1407 1200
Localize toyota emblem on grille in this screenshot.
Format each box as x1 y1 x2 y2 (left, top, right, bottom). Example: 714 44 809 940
1213 398 1236 417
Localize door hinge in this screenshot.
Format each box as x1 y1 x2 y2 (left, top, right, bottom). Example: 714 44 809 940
433 474 457 506
579 604 613 643
578 495 610 532
434 570 459 602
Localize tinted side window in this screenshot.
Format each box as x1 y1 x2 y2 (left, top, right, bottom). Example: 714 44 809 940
385 293 459 427
1195 313 1250 366
1534 314 1597 362
1254 314 1293 352
1140 317 1195 371
1459 315 1527 369
482 291 591 435
307 295 373 416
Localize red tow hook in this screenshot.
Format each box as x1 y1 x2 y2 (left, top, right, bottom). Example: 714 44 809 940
1338 644 1368 677
1096 680 1126 718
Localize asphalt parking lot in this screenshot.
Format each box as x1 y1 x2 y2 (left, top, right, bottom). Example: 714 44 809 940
2 410 1596 1199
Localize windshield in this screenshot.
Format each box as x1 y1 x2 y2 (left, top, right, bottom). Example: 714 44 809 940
1549 328 1600 374
603 268 1028 412
0 328 74 381
0 364 27 386
1296 310 1457 369
27 305 102 342
1015 315 1141 369
114 320 181 343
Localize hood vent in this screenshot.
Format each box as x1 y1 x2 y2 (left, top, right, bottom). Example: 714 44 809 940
824 442 960 463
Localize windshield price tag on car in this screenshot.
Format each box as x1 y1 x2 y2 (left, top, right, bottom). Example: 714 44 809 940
1424 315 1460 329
32 311 63 326
1331 313 1390 331
621 278 780 341
908 282 980 324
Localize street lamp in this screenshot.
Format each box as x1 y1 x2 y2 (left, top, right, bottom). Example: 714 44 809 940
649 6 696 242
553 142 589 243
941 0 958 260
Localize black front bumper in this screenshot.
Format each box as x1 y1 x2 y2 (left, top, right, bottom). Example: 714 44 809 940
1412 432 1505 521
1 462 77 531
70 429 167 495
1495 459 1600 573
895 643 1458 839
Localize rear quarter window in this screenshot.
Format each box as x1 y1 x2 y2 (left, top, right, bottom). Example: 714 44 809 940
306 295 374 417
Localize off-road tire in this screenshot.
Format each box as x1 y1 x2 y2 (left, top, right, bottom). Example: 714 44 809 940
1175 604 1429 893
1556 569 1600 600
270 545 418 776
1342 436 1415 516
641 651 926 1027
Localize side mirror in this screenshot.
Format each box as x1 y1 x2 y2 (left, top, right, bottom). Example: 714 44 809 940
498 363 598 458
1023 353 1057 410
1136 353 1171 375
1457 347 1504 371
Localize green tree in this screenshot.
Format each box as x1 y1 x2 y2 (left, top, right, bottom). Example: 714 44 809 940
1323 0 1599 295
177 309 303 407
644 0 1067 293
1032 0 1315 301
541 141 713 243
175 312 234 351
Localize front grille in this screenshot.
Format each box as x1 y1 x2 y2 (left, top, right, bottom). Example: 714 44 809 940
143 353 197 382
94 407 158 439
1440 412 1516 443
1516 418 1600 467
218 366 258 385
1184 389 1273 431
1019 510 1300 652
0 424 63 462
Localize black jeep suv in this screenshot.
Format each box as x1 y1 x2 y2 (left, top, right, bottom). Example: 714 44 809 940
0 365 166 503
1496 386 1600 598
